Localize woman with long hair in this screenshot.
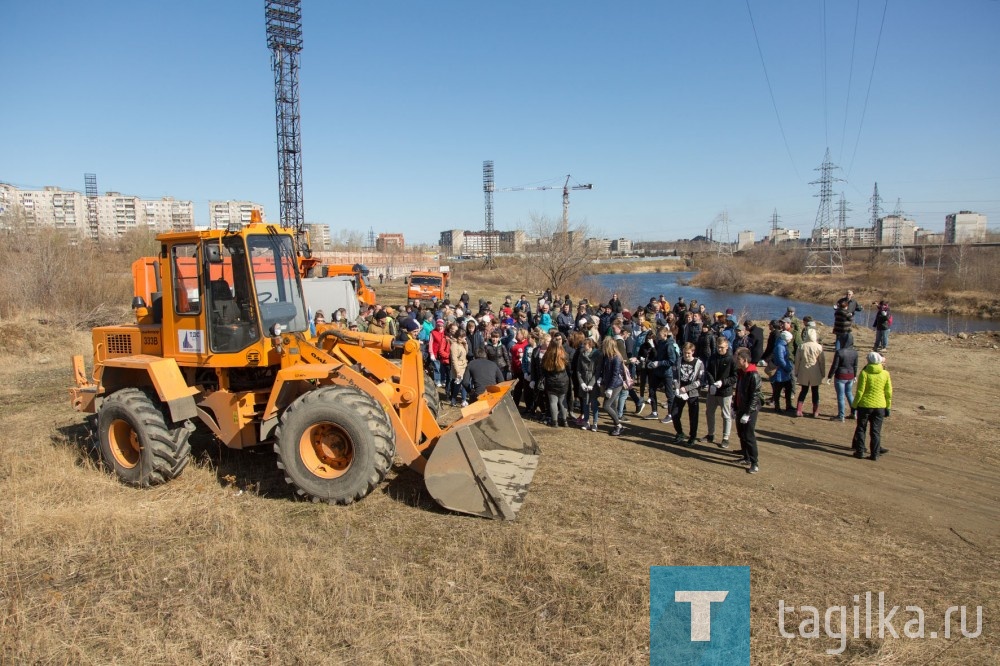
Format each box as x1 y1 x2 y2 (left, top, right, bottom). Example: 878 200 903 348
448 325 469 407
541 332 571 426
599 336 627 436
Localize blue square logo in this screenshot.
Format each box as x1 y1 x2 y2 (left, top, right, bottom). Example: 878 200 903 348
650 566 750 665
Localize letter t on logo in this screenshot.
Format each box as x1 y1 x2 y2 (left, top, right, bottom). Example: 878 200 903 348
675 591 729 641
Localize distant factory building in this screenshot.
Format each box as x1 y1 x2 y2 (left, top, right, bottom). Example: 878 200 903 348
209 200 266 229
945 211 987 243
736 230 755 251
585 237 613 254
610 237 632 254
439 229 525 257
376 233 405 252
771 228 801 244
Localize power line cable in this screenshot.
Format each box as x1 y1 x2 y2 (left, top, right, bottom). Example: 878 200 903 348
822 0 829 147
838 0 861 164
745 0 801 181
847 0 889 179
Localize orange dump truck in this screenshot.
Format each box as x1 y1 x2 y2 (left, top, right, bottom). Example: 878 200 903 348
407 267 449 301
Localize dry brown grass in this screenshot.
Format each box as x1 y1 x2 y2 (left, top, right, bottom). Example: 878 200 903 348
2 319 998 664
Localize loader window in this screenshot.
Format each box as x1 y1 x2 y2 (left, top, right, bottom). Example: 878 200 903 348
247 235 308 334
171 245 200 315
206 237 261 353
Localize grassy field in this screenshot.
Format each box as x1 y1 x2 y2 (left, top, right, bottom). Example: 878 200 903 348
1 311 998 664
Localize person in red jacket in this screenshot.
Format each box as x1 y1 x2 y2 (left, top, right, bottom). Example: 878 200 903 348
509 329 531 408
429 318 451 391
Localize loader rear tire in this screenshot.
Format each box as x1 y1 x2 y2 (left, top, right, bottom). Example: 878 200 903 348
96 388 192 487
274 385 395 505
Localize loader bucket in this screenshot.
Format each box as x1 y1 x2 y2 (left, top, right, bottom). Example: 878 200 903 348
424 385 540 520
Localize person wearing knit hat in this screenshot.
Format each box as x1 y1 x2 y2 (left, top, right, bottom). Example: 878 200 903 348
851 351 892 460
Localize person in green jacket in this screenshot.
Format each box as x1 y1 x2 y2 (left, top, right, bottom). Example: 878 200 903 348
851 351 893 460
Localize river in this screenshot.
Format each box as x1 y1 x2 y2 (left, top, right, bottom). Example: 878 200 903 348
584 272 1000 334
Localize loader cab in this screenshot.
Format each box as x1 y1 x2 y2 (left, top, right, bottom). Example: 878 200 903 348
165 230 309 358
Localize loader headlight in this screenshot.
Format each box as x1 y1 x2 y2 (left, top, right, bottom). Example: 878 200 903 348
270 323 283 337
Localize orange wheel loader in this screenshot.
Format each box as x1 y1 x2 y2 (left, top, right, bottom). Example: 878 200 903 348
69 221 538 520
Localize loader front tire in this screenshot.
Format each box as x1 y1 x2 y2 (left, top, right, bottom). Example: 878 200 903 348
96 388 192 487
274 386 395 505
423 377 441 422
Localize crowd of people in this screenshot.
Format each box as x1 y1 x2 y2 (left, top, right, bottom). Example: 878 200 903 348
317 286 894 474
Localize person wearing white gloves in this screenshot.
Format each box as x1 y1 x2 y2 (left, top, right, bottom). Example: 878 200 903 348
599 336 627 436
733 348 763 474
704 336 737 448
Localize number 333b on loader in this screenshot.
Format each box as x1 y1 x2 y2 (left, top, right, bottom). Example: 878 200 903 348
69 221 539 520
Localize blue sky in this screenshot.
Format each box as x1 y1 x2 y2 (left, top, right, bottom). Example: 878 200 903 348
2 1 998 244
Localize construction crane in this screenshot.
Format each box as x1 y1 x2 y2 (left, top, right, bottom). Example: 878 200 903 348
501 175 593 236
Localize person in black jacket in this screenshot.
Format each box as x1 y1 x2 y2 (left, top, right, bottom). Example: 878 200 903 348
484 328 511 379
462 348 504 402
832 298 854 349
745 320 765 365
541 333 572 426
873 300 891 352
733 348 762 474
704 337 737 448
646 327 679 421
573 336 603 431
827 332 859 421
695 321 717 364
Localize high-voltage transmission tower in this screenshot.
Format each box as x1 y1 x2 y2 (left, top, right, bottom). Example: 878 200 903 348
710 210 734 258
367 226 376 250
804 148 844 273
868 182 883 264
769 209 781 246
889 197 907 266
836 193 850 246
84 173 99 239
265 0 305 234
482 160 497 269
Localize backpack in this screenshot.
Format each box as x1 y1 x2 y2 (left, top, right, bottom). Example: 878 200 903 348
622 363 635 390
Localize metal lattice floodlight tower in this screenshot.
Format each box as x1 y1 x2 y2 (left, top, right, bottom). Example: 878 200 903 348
266 0 305 233
84 173 99 239
805 148 844 273
482 160 497 269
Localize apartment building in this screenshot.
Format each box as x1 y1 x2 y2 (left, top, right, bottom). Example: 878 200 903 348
208 200 266 229
0 183 193 237
945 211 987 243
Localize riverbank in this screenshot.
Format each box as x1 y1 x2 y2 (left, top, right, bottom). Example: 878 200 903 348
690 255 1000 320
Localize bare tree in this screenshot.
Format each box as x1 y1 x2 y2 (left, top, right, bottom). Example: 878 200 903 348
525 213 602 296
